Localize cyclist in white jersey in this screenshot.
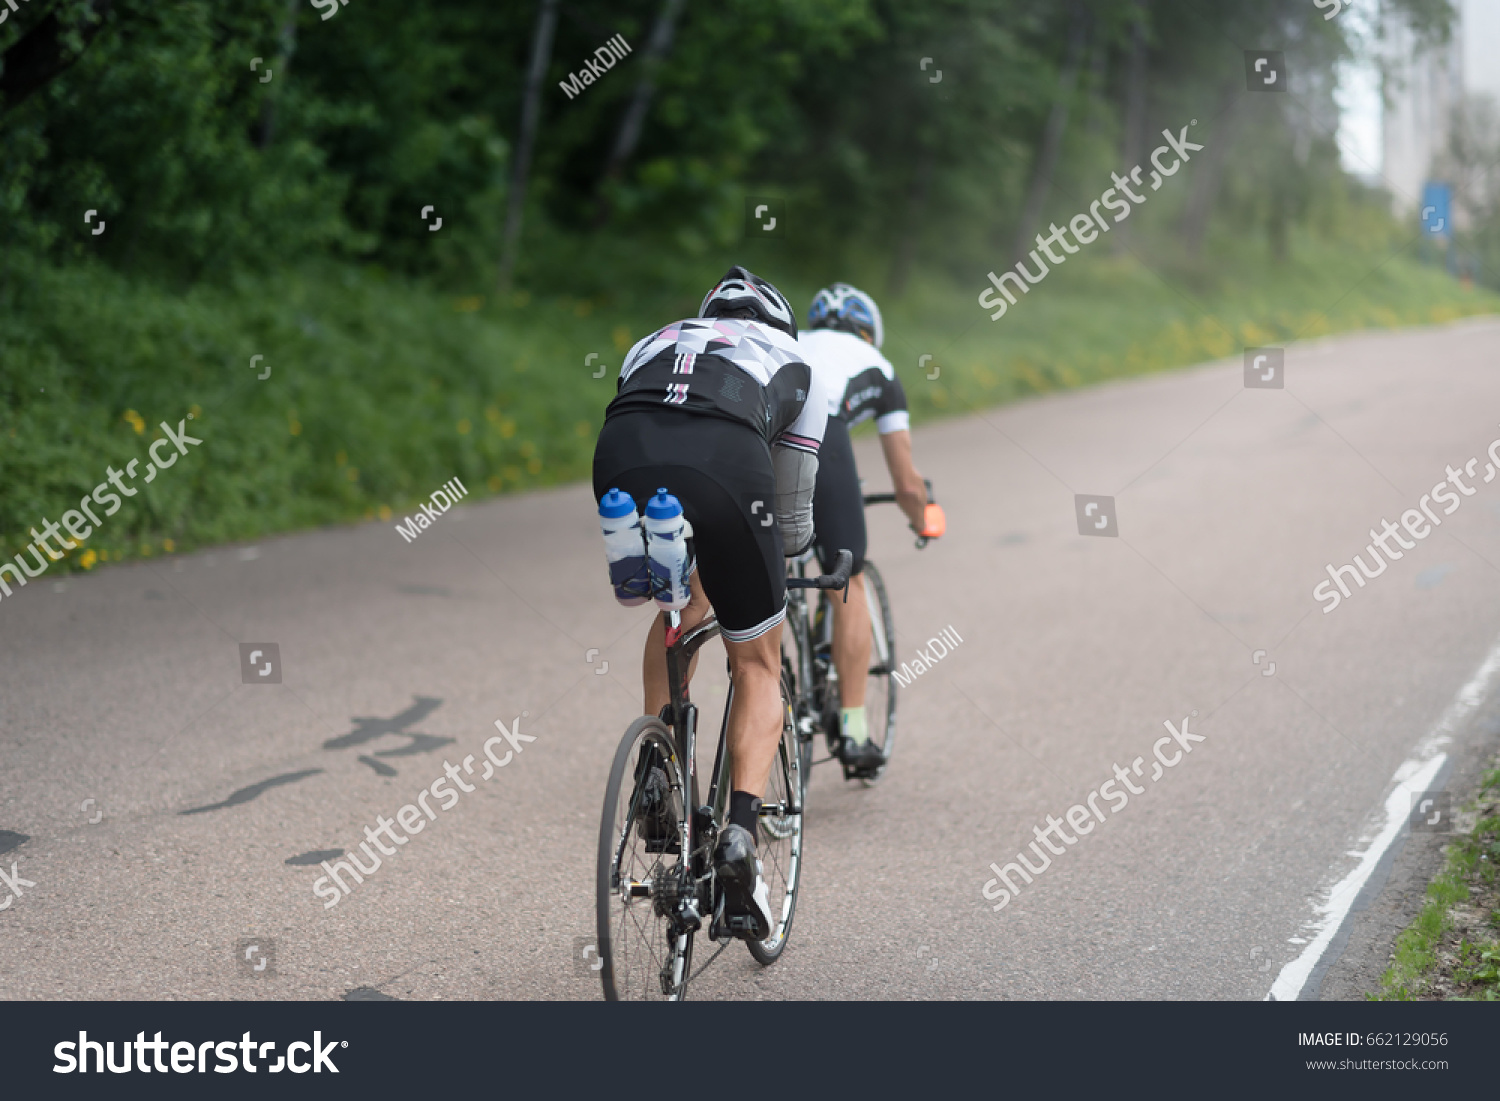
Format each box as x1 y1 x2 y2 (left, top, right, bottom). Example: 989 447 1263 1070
798 283 944 773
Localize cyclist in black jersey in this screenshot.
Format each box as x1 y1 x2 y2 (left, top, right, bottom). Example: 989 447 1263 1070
799 283 944 771
593 266 829 940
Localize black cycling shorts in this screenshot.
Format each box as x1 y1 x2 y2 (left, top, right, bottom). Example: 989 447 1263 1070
593 407 786 642
812 416 866 577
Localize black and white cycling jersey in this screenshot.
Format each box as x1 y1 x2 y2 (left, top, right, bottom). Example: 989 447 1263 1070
610 317 827 454
798 328 910 435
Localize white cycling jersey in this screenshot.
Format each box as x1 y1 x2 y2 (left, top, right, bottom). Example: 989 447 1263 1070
797 329 910 435
616 317 827 454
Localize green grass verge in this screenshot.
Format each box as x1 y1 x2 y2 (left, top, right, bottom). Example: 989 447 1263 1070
1 236 1495 577
1373 761 1500 1001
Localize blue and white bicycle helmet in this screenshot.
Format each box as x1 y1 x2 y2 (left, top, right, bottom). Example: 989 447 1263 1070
806 282 883 349
699 265 798 339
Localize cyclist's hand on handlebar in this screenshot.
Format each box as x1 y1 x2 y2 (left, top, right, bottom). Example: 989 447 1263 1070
915 502 946 540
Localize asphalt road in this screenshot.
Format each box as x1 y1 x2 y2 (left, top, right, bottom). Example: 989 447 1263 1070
5 316 1500 1000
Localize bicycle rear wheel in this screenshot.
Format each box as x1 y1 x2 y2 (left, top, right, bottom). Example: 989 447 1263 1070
596 716 694 1000
854 560 897 785
747 671 804 965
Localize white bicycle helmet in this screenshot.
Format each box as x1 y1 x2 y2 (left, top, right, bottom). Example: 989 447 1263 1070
699 265 798 338
806 282 883 349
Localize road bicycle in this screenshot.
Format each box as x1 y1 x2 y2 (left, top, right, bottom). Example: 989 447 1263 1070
594 549 853 1001
783 481 937 788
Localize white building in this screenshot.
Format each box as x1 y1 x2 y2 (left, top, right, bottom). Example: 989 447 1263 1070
1381 0 1500 214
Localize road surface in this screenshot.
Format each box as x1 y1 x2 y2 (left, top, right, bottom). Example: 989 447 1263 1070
4 316 1500 1000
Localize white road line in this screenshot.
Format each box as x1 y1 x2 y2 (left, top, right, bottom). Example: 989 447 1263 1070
1266 631 1500 1002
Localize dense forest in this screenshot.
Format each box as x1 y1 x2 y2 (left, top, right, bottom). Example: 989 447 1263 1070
0 0 1489 568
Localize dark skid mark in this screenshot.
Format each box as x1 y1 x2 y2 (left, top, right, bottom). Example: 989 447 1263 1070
285 849 344 866
359 756 398 777
375 732 455 758
0 831 29 856
324 696 443 751
344 986 397 1001
178 769 324 815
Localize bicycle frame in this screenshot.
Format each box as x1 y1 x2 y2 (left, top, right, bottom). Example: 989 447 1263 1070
662 610 725 868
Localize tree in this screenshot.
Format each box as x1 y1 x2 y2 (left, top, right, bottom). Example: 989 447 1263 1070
499 0 560 292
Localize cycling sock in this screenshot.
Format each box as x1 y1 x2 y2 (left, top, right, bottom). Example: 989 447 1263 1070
840 706 868 745
729 790 761 835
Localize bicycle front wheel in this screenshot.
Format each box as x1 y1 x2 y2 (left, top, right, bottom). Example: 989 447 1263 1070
596 716 694 1000
856 560 897 785
747 671 804 965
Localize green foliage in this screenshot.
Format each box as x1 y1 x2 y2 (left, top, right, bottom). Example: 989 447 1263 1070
1 234 1489 574
1376 766 1500 1001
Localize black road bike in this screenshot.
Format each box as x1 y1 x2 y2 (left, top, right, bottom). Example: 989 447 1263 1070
594 550 853 1001
783 481 936 788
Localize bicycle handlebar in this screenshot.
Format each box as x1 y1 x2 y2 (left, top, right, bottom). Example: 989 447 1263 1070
862 480 940 548
786 549 853 600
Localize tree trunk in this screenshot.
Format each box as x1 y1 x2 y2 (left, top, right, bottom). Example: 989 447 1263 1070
591 0 688 227
1114 5 1149 253
887 145 934 298
0 0 115 114
255 0 300 150
499 0 561 293
1180 78 1242 257
1007 2 1089 267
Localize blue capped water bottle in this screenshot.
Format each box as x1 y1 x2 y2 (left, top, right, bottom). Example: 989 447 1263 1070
644 488 692 611
599 488 651 606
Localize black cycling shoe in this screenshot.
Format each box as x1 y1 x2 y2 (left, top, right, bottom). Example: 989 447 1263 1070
838 736 885 776
634 766 680 854
713 824 773 942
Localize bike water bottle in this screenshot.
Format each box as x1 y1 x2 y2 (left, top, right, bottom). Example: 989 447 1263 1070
599 488 650 606
644 488 692 610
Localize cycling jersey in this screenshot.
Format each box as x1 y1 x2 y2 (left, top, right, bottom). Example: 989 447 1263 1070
611 318 827 455
797 328 910 435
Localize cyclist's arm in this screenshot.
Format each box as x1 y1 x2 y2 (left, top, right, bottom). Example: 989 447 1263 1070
771 365 829 556
877 429 927 530
868 370 926 529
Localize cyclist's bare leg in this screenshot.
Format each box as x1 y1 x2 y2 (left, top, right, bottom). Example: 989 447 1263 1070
830 571 870 709
724 621 785 798
642 571 711 716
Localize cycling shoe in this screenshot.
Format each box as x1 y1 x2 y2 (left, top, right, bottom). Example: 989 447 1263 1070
838 736 884 776
635 765 680 854
713 824 773 941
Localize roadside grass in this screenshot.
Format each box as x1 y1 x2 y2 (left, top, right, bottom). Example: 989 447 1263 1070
1 234 1495 577
1372 761 1500 1001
